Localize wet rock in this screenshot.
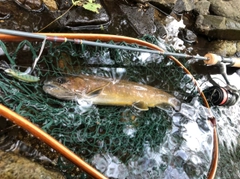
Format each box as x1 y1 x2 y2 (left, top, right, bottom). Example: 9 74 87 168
178 28 197 44
194 0 210 15
206 40 238 56
0 150 65 179
119 3 156 35
127 0 176 15
171 0 195 15
0 1 51 32
195 15 240 40
154 14 168 39
0 5 11 20
14 0 44 12
58 0 110 31
128 0 240 40
191 0 240 40
130 0 149 3
56 0 72 10
43 0 58 11
209 0 240 23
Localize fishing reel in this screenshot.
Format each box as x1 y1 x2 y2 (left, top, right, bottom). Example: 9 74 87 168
203 61 240 106
203 85 239 106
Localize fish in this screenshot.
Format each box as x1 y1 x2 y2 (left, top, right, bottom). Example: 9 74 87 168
43 75 181 111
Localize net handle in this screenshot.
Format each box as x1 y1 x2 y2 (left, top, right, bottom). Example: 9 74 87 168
0 32 218 179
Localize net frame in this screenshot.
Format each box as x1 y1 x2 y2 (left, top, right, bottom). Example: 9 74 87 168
0 32 218 179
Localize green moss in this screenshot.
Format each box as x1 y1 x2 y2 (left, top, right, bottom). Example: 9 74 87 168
72 0 101 13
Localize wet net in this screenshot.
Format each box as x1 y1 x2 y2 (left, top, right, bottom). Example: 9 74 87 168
0 36 212 178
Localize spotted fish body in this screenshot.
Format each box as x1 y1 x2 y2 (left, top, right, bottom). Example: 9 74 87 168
43 75 181 111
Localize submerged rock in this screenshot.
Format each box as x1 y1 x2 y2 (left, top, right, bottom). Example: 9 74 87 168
14 0 44 12
129 0 240 40
194 0 210 16
0 150 65 179
209 0 240 23
193 0 240 40
195 15 240 40
205 40 240 57
119 3 156 35
0 4 11 20
178 28 197 44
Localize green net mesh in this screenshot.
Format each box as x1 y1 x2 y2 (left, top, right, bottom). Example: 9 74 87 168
0 36 200 178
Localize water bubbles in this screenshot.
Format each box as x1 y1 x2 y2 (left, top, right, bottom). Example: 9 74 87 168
157 99 214 178
92 153 128 179
75 130 86 142
164 165 189 179
196 118 210 132
123 125 137 138
173 38 186 51
76 99 93 114
92 154 108 172
179 74 196 94
180 103 197 119
174 150 188 162
213 101 240 151
0 47 4 56
172 113 185 126
110 67 126 83
164 16 186 51
105 162 120 178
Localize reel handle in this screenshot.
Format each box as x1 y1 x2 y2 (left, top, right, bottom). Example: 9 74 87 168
204 53 240 68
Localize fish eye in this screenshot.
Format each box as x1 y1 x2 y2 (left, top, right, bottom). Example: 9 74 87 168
56 77 67 84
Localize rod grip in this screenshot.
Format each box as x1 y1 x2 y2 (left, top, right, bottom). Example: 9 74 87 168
204 53 221 65
204 53 240 68
231 57 240 67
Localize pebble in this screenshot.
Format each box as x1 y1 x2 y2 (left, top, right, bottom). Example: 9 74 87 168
14 0 44 12
43 0 58 11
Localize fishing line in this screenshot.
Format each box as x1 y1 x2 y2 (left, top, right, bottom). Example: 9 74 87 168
30 37 47 73
38 4 75 32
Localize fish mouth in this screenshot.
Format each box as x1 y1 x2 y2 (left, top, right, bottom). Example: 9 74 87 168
43 81 57 93
43 79 62 92
43 83 59 95
43 81 76 100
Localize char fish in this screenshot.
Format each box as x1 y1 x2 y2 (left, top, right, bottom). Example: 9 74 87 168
43 75 181 111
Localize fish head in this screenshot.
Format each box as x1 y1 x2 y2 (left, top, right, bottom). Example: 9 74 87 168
168 97 181 111
43 76 87 100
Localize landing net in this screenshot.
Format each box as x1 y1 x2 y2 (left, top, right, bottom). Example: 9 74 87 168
0 36 213 178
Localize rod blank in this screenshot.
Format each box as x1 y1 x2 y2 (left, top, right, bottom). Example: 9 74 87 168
0 28 209 60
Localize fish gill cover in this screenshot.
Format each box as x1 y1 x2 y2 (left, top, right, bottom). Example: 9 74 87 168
0 36 213 178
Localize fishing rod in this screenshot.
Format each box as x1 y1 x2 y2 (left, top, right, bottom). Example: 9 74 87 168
0 28 207 60
1 28 240 68
1 29 240 68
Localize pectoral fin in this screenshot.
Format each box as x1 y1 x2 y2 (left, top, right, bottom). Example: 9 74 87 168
86 81 112 98
86 88 103 98
133 101 149 111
